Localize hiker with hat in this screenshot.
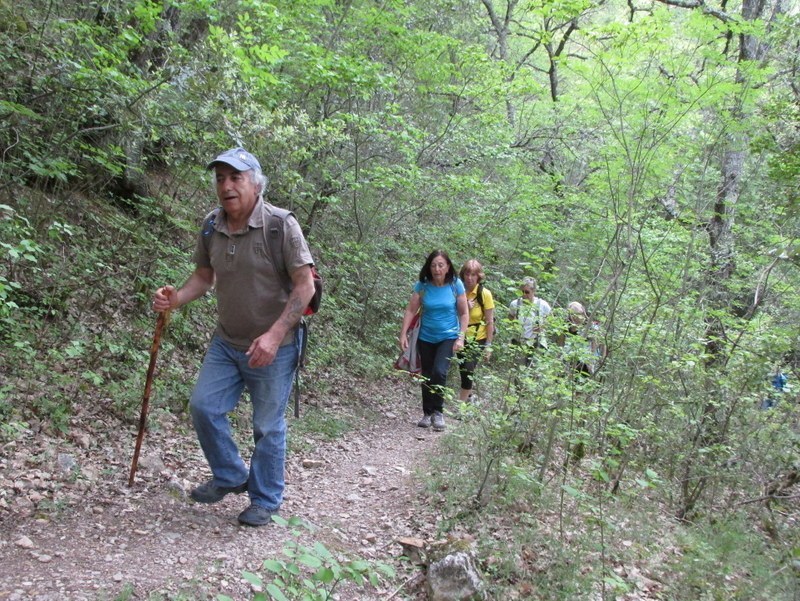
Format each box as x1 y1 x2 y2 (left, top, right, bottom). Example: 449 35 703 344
152 147 315 526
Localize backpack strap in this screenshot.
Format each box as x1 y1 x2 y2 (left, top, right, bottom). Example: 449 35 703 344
264 207 310 418
475 283 485 312
468 283 491 336
200 207 222 255
265 206 294 296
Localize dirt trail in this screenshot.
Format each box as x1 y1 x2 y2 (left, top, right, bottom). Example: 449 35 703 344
0 381 438 600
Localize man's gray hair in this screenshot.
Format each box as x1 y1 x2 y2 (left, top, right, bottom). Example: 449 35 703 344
210 168 269 195
522 277 537 291
249 168 269 194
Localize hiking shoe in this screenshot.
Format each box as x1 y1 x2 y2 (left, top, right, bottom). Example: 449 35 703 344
238 503 277 527
432 411 445 431
417 414 432 428
190 480 248 504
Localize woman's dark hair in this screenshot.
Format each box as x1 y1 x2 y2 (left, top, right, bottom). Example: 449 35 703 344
419 250 456 283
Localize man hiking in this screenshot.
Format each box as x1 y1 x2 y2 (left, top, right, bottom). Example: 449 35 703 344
152 147 315 526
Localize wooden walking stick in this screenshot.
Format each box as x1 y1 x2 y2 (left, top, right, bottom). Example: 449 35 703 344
128 296 171 486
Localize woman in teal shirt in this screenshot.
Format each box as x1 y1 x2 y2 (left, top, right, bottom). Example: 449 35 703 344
399 250 469 431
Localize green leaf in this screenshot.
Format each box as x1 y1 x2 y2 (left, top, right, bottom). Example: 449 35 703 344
348 560 370 572
312 541 333 559
298 553 324 568
593 469 610 483
314 566 335 583
242 571 263 586
265 583 290 601
262 559 285 573
0 100 41 119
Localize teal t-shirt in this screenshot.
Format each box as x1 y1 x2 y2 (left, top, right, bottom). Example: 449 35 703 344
413 279 465 343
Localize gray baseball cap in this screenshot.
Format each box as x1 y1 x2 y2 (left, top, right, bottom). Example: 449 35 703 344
207 147 261 172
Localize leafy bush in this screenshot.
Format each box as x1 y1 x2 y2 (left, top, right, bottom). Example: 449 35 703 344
218 516 395 601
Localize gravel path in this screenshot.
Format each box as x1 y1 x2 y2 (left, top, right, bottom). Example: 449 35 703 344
0 379 440 600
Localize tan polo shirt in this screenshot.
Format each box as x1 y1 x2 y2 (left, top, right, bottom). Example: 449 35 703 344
193 199 314 350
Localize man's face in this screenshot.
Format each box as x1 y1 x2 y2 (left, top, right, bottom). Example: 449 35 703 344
214 164 259 220
521 286 535 301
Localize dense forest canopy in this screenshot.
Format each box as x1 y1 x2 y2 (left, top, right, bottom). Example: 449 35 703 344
1 0 799 597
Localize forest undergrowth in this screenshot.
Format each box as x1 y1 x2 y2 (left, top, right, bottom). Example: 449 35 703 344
1 352 797 600
2 0 800 597
1 185 798 600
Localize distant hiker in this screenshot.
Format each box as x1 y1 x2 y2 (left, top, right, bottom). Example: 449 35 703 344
457 259 495 402
399 250 469 432
559 301 605 377
508 277 552 366
152 147 315 527
760 368 788 410
557 301 607 465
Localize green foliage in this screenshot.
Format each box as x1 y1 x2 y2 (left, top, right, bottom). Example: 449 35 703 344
288 406 352 455
661 517 798 600
1 0 799 597
0 204 43 323
0 383 27 441
217 516 394 601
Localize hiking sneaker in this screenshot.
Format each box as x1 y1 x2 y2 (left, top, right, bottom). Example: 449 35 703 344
431 411 445 431
190 480 248 504
417 414 432 428
238 503 278 527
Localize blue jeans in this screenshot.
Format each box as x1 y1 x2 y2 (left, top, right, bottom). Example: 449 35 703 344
418 338 456 414
190 334 299 510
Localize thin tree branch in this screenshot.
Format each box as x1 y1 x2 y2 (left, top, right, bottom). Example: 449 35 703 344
654 0 735 22
735 493 800 506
